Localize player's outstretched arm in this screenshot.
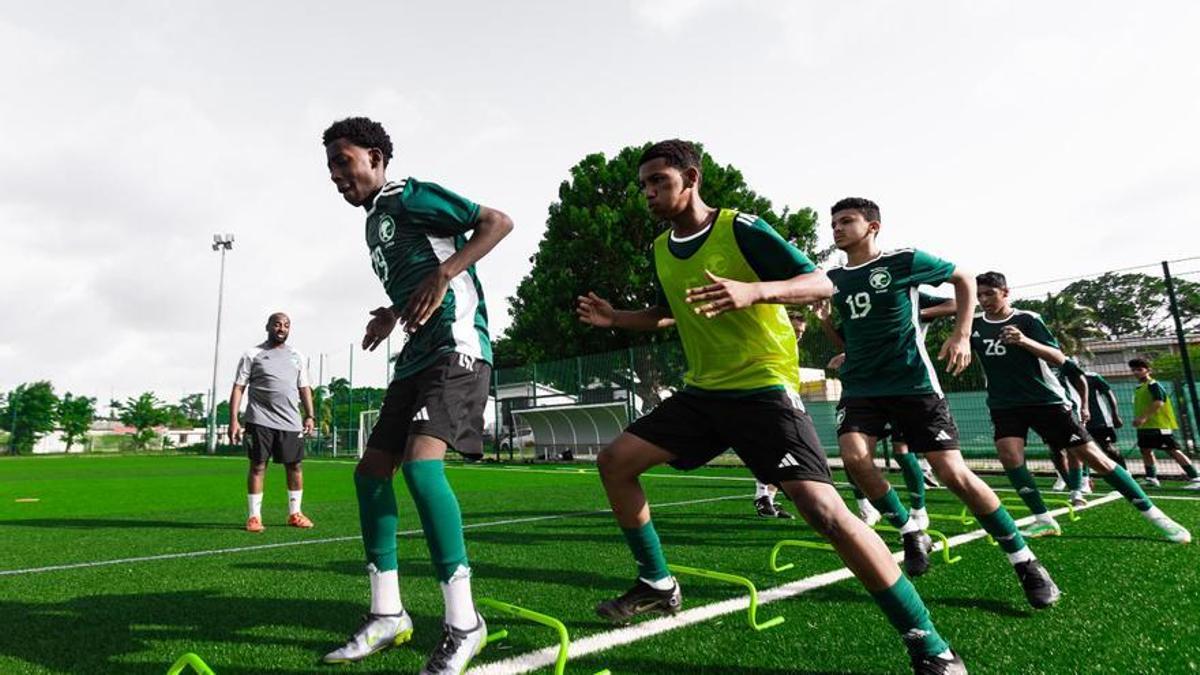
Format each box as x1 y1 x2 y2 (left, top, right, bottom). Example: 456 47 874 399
400 206 514 331
919 297 957 322
577 292 674 331
938 268 976 375
685 269 833 318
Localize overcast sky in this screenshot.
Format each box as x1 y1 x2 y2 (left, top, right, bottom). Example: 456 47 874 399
2 1 1198 410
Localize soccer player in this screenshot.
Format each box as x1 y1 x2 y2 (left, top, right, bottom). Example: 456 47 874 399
972 272 1190 543
1083 368 1126 469
827 198 1059 609
320 117 514 673
578 141 965 674
1055 358 1091 506
1129 358 1200 489
229 312 316 532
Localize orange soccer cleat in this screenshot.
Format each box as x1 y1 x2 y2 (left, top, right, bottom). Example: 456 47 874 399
287 512 315 528
246 516 265 533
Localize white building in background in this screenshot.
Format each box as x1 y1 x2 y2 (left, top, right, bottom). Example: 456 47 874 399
1080 334 1200 379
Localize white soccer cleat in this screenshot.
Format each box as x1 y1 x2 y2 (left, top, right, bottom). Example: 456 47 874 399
1149 515 1192 544
420 614 487 675
910 507 930 531
323 612 414 664
1069 491 1088 508
857 499 882 527
1051 477 1067 491
1144 477 1161 488
1182 478 1200 491
1082 478 1094 495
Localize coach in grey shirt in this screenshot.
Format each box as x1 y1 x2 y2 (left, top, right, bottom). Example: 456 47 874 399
229 312 316 532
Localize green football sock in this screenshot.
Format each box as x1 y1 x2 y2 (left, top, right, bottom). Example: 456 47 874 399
978 506 1028 554
1146 462 1158 479
621 521 671 582
1003 464 1048 515
1101 466 1153 512
896 453 926 509
1067 465 1083 492
870 576 950 657
1183 462 1199 480
402 460 469 583
354 473 399 572
870 488 911 529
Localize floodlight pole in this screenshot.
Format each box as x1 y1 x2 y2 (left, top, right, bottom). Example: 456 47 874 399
207 234 234 454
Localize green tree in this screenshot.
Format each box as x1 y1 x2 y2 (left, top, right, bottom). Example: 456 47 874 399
0 382 60 454
1012 292 1103 356
178 393 207 427
1061 273 1200 338
57 393 97 452
501 143 819 406
114 392 171 450
1151 346 1200 382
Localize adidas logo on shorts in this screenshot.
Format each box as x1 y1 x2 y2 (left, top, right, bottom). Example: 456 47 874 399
412 407 430 421
777 454 801 469
935 430 953 442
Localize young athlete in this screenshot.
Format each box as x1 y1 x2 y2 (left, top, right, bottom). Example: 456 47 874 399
578 141 964 674
972 273 1190 543
320 117 515 673
1055 358 1091 506
1083 368 1126 469
827 198 1059 609
1129 358 1200 489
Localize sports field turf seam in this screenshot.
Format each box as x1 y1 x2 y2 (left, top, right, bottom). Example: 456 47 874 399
468 493 1124 675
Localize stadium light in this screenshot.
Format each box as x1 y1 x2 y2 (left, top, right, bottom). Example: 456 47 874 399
206 233 234 454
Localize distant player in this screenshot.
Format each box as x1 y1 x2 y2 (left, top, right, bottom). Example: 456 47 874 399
228 312 315 532
320 117 514 673
1083 368 1126 469
578 142 965 674
972 273 1190 542
1129 358 1200 489
827 198 1060 610
1056 358 1091 506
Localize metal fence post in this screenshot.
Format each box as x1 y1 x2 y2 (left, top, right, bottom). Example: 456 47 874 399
1163 260 1200 445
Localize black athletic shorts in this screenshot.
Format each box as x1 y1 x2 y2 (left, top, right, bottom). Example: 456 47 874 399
367 352 491 459
1137 429 1180 451
1086 425 1118 445
837 395 959 452
626 389 832 486
245 423 305 464
991 404 1091 450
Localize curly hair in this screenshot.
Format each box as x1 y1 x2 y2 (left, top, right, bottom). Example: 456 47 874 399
831 197 881 223
638 139 701 174
322 117 393 166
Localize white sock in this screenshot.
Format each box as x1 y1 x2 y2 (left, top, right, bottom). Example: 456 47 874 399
287 490 303 515
441 565 477 629
247 493 263 519
899 516 921 534
754 481 771 500
640 575 676 591
367 564 403 615
1006 546 1035 565
857 498 874 512
911 507 927 519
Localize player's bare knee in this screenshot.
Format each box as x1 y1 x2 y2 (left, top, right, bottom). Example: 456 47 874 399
249 462 267 475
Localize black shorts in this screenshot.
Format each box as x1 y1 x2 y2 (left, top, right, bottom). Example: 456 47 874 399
1137 429 1180 451
367 352 491 458
1087 425 1118 445
245 423 304 464
625 390 832 486
837 395 959 452
991 404 1091 450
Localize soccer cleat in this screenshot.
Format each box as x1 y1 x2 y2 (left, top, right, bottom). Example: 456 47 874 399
1149 514 1192 544
1020 519 1062 539
858 499 883 527
287 511 314 528
1082 478 1094 495
902 531 933 577
922 471 941 490
910 649 968 675
1069 492 1088 508
755 496 783 518
245 516 264 533
1050 477 1067 491
419 614 487 675
1014 559 1060 609
322 612 415 664
1143 476 1161 488
911 507 930 531
1182 478 1200 491
596 579 682 625
772 503 795 519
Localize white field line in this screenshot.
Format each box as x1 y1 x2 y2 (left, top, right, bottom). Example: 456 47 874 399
468 493 1124 675
0 494 750 577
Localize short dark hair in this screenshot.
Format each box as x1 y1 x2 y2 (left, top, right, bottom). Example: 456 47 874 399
639 139 701 174
976 271 1008 290
322 117 394 167
831 197 881 223
1128 357 1152 370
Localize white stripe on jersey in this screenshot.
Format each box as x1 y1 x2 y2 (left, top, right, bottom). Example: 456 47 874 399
909 287 944 397
425 233 484 361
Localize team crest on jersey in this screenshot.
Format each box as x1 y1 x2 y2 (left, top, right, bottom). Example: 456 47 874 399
378 215 396 243
868 267 892 291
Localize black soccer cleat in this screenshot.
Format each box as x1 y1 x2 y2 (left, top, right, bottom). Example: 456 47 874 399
911 650 968 675
596 579 682 625
1015 559 1060 609
902 531 933 577
755 496 794 519
772 503 795 520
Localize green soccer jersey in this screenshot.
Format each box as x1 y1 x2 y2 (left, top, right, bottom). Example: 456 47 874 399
827 249 956 397
1056 358 1086 414
363 178 491 380
1084 371 1117 428
970 310 1068 409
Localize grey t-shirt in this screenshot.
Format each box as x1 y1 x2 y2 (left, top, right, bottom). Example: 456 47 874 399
234 342 310 431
